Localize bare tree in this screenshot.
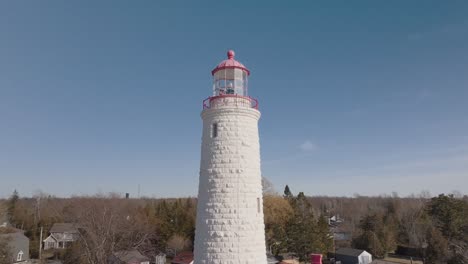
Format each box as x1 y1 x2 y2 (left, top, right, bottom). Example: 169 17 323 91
166 234 191 256
63 196 158 264
262 176 277 195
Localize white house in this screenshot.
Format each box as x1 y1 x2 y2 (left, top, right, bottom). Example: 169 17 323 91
43 223 79 250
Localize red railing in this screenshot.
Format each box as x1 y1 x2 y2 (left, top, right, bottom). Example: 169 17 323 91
203 95 258 110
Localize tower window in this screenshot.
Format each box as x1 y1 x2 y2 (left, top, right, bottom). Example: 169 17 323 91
212 123 218 138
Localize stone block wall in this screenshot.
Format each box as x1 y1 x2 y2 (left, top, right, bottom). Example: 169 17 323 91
194 103 267 264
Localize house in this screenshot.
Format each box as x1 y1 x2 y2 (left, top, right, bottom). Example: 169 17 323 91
171 251 193 264
43 223 79 250
109 250 151 264
0 227 30 263
333 231 352 241
329 215 344 225
335 248 372 264
331 225 352 242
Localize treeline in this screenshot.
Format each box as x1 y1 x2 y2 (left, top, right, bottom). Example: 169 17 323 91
1 192 197 263
306 191 468 263
1 188 467 264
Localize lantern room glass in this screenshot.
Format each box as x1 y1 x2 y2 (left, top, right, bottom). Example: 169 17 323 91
213 68 248 96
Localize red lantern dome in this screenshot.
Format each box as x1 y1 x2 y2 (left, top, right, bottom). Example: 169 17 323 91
211 50 250 76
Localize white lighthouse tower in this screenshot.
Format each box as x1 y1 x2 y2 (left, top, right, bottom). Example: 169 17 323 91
194 50 267 264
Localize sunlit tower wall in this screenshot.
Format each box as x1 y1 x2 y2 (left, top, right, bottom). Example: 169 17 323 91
194 50 267 264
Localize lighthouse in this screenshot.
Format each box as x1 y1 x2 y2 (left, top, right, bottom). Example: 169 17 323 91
194 50 267 264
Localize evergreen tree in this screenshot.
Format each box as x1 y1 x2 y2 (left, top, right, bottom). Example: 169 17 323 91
285 211 315 261
6 190 19 225
352 213 385 258
284 191 320 261
425 226 448 264
381 205 398 257
425 194 468 263
426 194 467 240
283 185 293 198
311 215 334 254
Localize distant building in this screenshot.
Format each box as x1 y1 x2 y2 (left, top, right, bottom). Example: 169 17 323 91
335 248 372 264
332 229 352 241
43 223 79 250
328 215 351 243
329 215 344 225
0 228 30 263
109 250 151 264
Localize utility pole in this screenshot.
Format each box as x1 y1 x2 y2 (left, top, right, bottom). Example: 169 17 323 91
39 226 43 261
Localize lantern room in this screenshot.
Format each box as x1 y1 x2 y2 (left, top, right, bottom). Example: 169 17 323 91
211 50 250 96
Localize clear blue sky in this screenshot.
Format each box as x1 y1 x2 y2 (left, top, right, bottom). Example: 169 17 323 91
1 1 468 198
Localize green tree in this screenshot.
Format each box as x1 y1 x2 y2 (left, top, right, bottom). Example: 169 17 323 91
284 191 333 261
426 194 467 240
263 195 293 255
353 214 384 257
381 211 398 256
154 198 196 250
283 185 293 198
425 226 448 264
311 215 334 254
6 190 19 225
285 211 315 261
425 194 468 263
353 209 398 259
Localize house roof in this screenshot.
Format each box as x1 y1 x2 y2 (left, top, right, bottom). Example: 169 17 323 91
50 223 79 233
172 251 193 264
335 248 368 257
43 234 58 243
0 230 28 240
211 50 250 76
0 231 29 253
113 250 150 263
0 226 23 234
